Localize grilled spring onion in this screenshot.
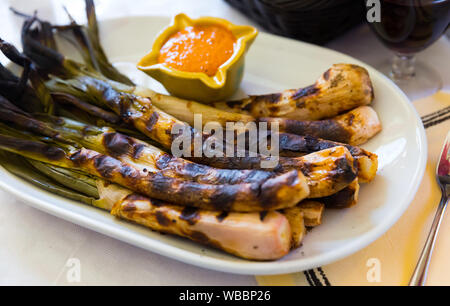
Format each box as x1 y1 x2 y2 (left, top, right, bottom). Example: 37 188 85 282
210 64 375 120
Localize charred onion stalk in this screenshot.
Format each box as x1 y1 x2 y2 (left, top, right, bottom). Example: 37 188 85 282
0 38 213 153
211 64 375 120
276 133 378 183
260 106 382 146
111 191 293 260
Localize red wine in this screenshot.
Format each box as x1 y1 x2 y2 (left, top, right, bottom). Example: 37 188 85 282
369 0 450 54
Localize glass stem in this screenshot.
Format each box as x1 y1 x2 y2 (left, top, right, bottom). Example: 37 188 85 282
391 53 416 81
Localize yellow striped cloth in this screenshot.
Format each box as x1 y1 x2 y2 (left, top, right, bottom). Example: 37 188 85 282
256 91 450 286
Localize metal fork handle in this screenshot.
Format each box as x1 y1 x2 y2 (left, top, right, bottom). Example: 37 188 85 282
409 192 448 286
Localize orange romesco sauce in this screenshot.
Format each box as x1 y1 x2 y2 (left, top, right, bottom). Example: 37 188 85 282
158 25 236 76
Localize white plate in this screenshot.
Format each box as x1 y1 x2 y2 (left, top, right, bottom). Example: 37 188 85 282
0 16 427 275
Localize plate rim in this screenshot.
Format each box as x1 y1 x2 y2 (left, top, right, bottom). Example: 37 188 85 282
0 16 428 275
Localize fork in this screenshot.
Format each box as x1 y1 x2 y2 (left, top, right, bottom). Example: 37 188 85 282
409 132 450 286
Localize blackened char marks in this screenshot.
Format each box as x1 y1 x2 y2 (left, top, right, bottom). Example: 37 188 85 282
145 112 160 133
156 154 172 170
118 94 134 120
279 134 333 153
150 198 166 207
2 137 66 161
328 157 357 184
259 211 268 221
155 210 170 226
225 99 244 109
299 162 313 176
225 99 253 112
180 207 200 225
259 171 298 208
303 135 335 152
251 93 282 104
132 144 145 159
279 133 308 152
216 211 228 222
93 155 121 179
323 68 331 81
103 132 147 159
71 150 135 181
182 162 209 177
83 77 124 115
316 120 350 143
292 85 319 102
125 193 149 203
155 154 173 169
35 144 66 161
283 120 351 144
330 73 344 88
103 133 131 156
119 165 140 180
69 149 89 166
147 172 176 196
210 186 237 211
122 202 136 212
346 114 355 126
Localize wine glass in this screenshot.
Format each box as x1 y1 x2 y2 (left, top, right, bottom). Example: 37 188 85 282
366 0 450 100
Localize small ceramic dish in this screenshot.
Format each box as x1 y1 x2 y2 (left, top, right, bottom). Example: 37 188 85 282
137 13 258 103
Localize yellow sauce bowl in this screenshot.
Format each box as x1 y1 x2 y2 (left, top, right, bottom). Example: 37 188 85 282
137 13 258 103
